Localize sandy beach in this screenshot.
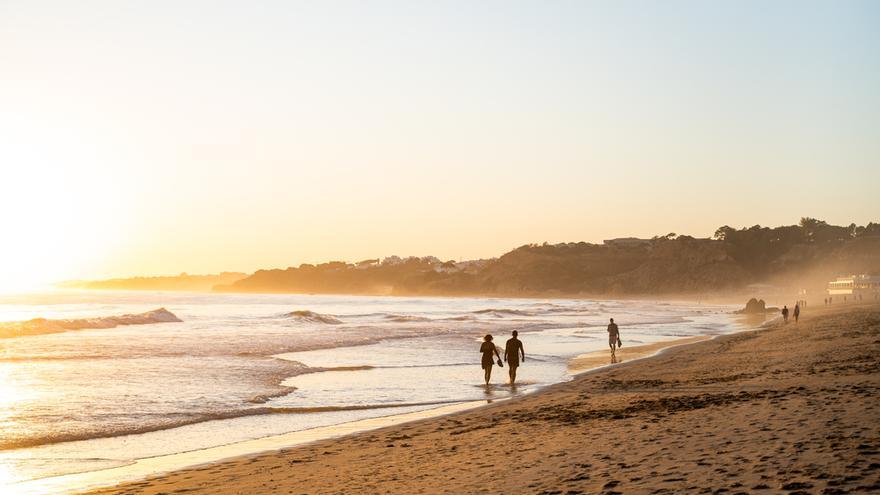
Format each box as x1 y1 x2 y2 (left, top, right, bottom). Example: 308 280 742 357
82 303 879 495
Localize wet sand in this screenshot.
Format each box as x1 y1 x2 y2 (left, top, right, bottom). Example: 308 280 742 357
568 335 711 374
84 303 879 494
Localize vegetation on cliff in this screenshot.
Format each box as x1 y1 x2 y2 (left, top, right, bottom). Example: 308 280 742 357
216 219 880 296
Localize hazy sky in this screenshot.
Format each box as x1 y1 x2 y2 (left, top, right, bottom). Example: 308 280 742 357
1 1 878 288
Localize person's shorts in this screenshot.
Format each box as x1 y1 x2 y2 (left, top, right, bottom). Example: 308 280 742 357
507 358 519 368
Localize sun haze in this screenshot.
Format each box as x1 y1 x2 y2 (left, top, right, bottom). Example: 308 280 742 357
1 1 878 288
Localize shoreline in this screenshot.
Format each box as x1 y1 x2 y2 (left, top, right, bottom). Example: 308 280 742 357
6 325 740 494
567 335 713 375
10 402 487 495
76 302 880 495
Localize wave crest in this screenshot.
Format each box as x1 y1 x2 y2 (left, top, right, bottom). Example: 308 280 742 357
472 308 532 317
0 308 182 339
443 315 476 321
384 314 431 322
286 310 342 324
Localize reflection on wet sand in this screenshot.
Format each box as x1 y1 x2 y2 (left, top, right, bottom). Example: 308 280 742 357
568 336 711 375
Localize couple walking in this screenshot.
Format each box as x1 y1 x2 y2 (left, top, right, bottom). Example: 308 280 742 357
479 319 623 384
781 304 801 324
479 331 525 385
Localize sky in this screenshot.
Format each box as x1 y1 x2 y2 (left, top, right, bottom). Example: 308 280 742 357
1 0 878 288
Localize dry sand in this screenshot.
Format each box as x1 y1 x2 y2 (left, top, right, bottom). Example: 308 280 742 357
86 303 879 494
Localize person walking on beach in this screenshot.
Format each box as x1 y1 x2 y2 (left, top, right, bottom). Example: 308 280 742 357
504 331 525 385
794 303 800 323
607 318 620 359
479 335 502 385
782 305 789 323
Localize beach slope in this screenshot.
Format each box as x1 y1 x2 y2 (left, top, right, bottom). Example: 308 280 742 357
88 304 880 494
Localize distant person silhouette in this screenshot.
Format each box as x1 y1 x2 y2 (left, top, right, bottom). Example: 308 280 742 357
479 335 502 385
607 318 620 359
794 303 800 323
782 305 789 323
504 331 525 385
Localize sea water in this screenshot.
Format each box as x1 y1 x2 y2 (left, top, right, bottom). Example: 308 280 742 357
0 290 737 489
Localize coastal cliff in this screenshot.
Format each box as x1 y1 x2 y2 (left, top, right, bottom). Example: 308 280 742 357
216 220 880 297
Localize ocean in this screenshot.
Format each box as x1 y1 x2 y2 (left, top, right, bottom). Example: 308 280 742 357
0 290 737 491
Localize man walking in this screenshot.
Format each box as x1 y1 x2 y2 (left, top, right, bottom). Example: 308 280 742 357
504 331 525 385
608 318 620 360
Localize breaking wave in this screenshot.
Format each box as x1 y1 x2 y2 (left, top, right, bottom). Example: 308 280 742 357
472 308 532 317
443 315 476 321
247 387 297 404
384 314 432 322
0 308 182 339
285 310 342 324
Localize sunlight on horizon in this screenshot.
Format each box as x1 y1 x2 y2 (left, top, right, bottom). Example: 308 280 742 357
0 126 128 291
1 1 878 288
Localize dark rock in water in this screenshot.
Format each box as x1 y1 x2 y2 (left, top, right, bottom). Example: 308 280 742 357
736 298 766 314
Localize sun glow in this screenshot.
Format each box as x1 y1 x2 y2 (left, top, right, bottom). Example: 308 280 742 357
0 119 128 291
1 2 877 289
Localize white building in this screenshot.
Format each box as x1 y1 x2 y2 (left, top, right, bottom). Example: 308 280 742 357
827 275 880 298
